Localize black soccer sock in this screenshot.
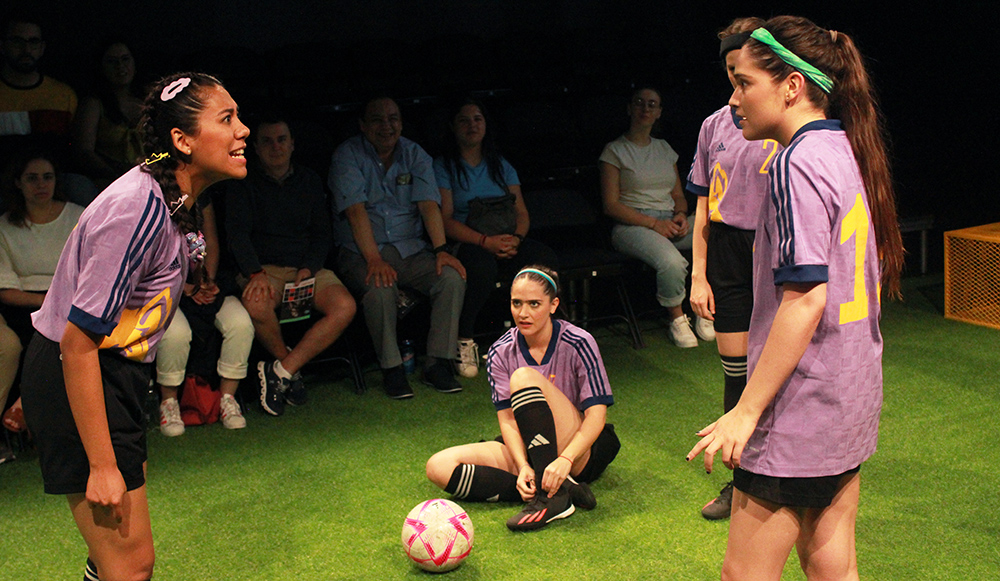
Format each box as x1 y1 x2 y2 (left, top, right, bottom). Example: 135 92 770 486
511 386 558 472
84 558 99 581
445 464 520 502
721 355 748 413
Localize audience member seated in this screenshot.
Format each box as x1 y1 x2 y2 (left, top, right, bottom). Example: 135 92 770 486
0 150 84 434
156 196 253 436
329 95 466 399
434 97 558 378
0 10 98 209
599 86 701 348
72 38 144 190
1 313 21 461
226 113 356 417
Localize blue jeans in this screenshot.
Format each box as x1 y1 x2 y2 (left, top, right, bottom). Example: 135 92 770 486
611 209 692 308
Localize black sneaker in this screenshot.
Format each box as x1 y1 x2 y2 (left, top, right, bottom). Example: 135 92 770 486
566 476 597 510
423 359 462 393
701 481 734 520
382 365 414 399
285 372 307 406
258 360 289 416
506 484 576 531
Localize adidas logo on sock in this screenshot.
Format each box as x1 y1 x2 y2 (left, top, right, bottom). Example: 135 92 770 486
528 434 550 449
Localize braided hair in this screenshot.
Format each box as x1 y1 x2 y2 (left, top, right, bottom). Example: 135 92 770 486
139 71 223 287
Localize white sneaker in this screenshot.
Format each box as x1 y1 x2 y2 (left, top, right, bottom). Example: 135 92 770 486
220 394 247 430
694 316 716 342
455 339 479 378
669 315 699 348
159 398 185 437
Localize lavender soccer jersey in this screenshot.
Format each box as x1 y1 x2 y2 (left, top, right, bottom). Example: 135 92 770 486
743 120 882 478
686 105 780 230
487 320 614 412
32 166 186 363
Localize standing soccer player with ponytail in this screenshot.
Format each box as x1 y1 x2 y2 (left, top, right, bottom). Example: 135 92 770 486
21 72 249 581
687 16 904 580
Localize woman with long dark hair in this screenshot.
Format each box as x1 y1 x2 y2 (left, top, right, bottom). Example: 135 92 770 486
687 16 904 580
434 98 557 378
72 39 144 189
20 72 249 580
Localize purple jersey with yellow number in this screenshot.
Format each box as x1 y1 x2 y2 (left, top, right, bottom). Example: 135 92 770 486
487 320 613 412
32 166 186 363
743 120 882 478
686 105 780 230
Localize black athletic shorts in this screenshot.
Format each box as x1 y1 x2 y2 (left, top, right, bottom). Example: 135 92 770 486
705 222 755 334
733 464 861 509
494 423 621 484
20 333 152 495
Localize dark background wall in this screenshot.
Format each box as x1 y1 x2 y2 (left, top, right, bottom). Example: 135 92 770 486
16 1 999 273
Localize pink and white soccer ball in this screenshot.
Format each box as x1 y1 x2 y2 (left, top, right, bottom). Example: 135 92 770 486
401 498 474 572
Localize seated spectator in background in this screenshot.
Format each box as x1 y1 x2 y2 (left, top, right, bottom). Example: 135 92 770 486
1 313 22 456
330 95 466 399
434 97 558 378
226 114 356 417
600 86 705 349
0 10 97 209
72 38 143 190
0 150 84 434
0 11 76 140
156 197 253 436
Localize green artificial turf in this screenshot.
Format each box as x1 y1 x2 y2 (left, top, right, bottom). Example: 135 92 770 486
1 274 998 580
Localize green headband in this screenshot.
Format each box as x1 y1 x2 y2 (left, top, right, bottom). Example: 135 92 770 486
750 28 834 94
516 268 558 296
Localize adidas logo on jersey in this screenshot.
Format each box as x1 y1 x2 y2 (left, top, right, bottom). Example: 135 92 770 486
715 142 726 153
527 434 550 449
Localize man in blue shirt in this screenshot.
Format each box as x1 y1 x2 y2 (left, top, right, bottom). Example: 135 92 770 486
330 96 465 399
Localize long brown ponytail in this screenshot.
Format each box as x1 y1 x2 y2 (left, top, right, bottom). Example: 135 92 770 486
746 16 905 298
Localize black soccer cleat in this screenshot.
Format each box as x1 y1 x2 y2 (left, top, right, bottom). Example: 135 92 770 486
506 484 575 531
567 476 597 510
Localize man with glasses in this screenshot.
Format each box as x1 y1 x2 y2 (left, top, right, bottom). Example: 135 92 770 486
0 11 76 140
329 95 466 400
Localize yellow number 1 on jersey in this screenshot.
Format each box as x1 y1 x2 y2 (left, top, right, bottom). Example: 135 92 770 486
839 193 869 325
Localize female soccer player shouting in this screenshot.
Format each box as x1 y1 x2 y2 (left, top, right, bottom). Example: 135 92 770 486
21 72 249 581
687 15 904 581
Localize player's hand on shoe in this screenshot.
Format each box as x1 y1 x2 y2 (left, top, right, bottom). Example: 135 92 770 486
686 406 758 474
542 456 573 498
86 465 126 524
516 464 536 502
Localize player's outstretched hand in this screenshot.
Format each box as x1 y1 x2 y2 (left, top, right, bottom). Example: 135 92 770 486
686 407 758 474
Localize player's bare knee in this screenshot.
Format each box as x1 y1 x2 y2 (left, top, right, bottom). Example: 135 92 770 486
509 367 546 392
425 452 454 488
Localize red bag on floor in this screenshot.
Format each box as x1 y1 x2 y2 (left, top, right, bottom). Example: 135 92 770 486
180 374 220 426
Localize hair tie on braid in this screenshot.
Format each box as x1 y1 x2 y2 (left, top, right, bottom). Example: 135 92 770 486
144 152 170 166
169 194 190 216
